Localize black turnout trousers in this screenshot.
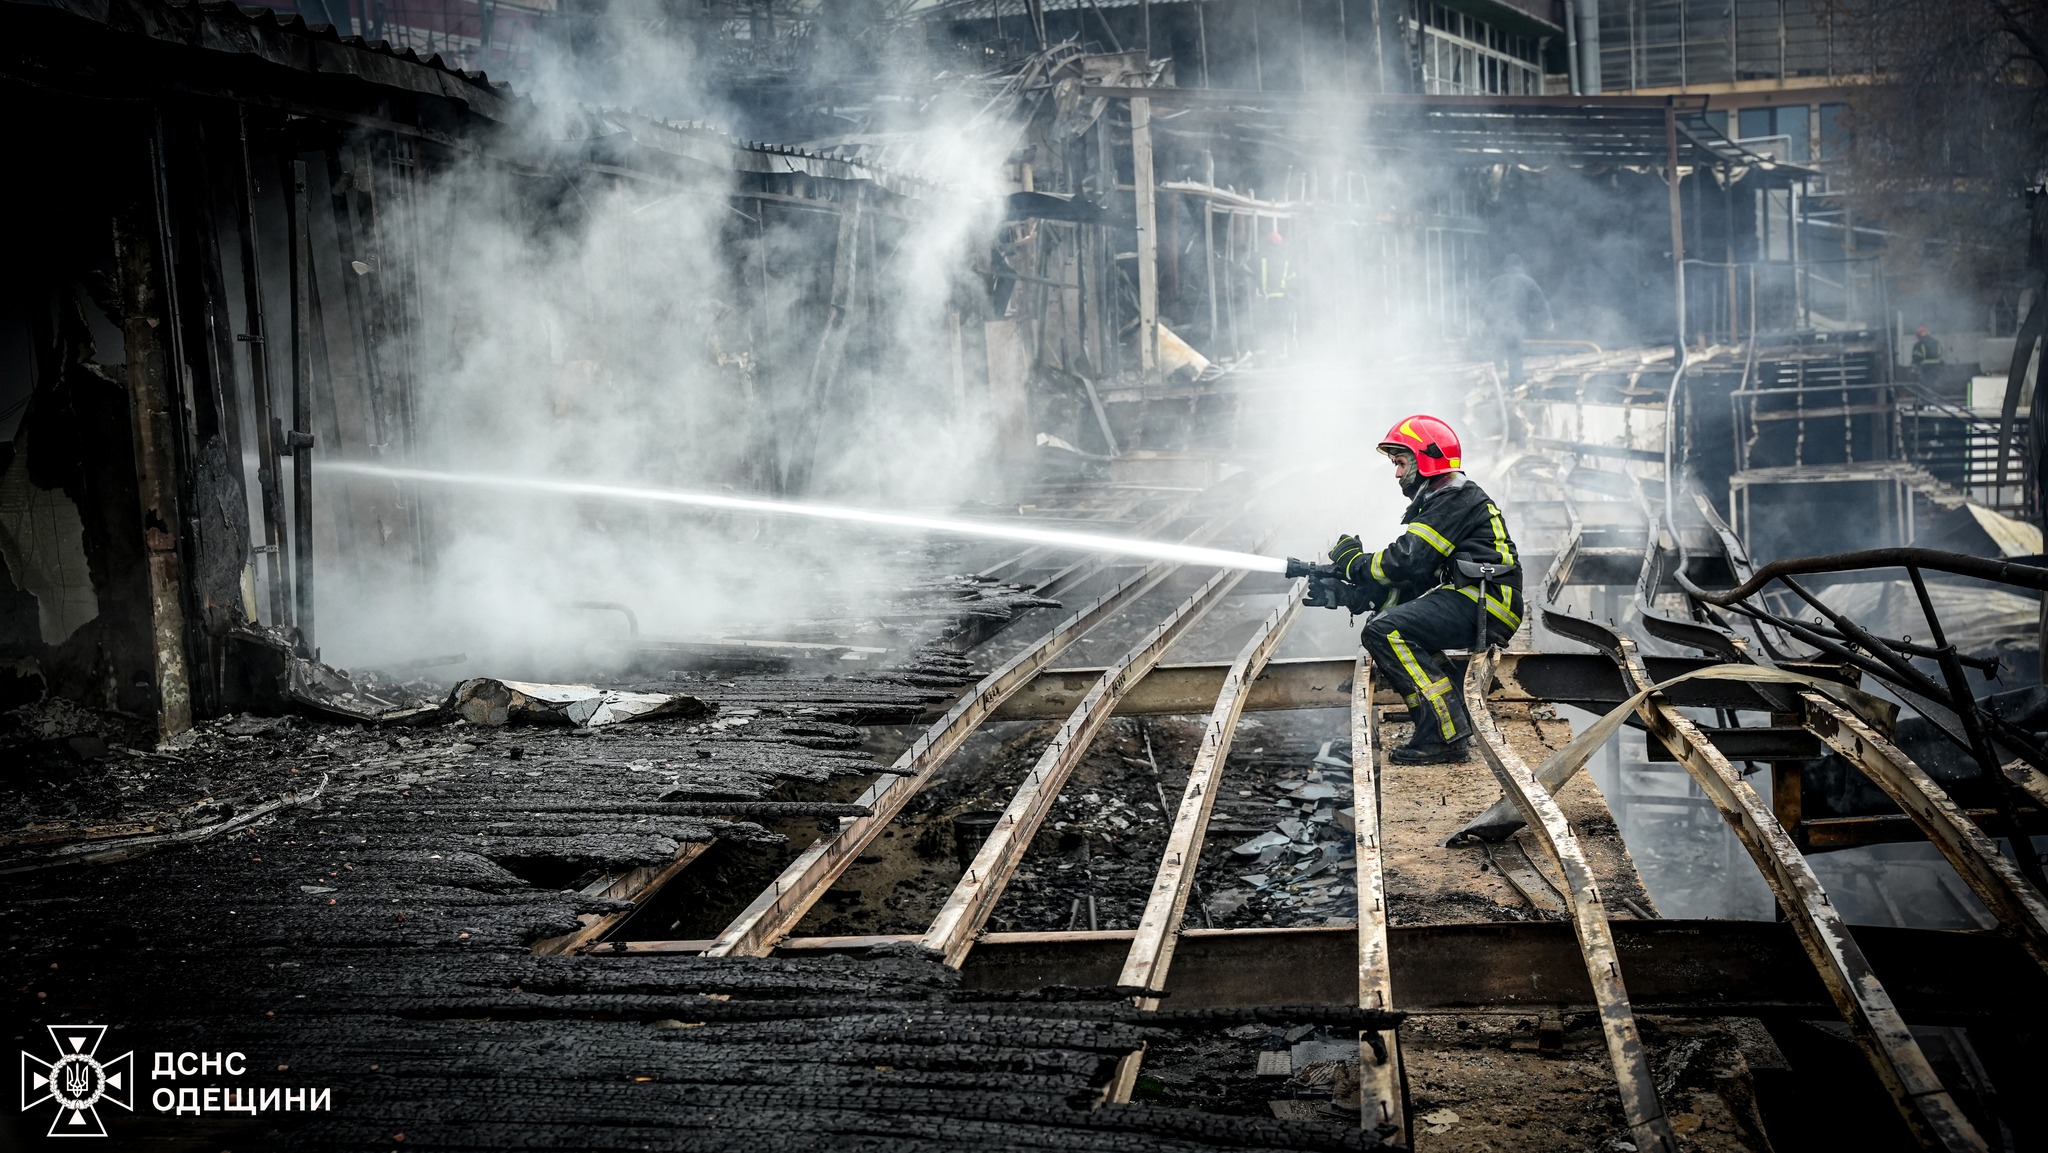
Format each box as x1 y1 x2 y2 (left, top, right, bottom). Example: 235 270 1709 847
1360 585 1520 743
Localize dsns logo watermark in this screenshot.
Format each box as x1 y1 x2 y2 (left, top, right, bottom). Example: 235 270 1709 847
20 1025 134 1137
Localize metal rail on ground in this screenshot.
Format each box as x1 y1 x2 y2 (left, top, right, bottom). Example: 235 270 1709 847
1464 649 1677 1153
1545 615 1988 1153
1349 655 1404 1141
1104 579 1305 1100
919 523 1284 966
700 485 1250 958
1794 690 2048 977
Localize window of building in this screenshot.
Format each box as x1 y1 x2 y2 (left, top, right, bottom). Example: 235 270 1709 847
1412 4 1542 96
1737 104 1810 163
1817 103 1847 161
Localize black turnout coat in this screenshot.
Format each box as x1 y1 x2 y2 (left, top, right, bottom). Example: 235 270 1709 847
1330 473 1523 629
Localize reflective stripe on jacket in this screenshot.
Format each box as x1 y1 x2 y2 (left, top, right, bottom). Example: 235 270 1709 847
1331 473 1523 617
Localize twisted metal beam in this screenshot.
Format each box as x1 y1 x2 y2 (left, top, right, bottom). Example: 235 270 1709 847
1552 619 1987 1153
1681 547 2048 604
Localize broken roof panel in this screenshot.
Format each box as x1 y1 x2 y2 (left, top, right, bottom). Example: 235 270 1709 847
550 108 942 200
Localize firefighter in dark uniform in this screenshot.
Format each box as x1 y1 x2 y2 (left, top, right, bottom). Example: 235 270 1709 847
1308 415 1523 764
1911 326 1944 386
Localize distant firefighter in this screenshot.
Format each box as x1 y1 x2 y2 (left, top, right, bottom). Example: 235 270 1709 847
1477 253 1553 387
1283 415 1522 764
1911 325 1944 385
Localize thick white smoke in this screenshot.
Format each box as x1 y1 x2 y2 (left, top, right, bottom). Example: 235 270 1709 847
313 21 1018 676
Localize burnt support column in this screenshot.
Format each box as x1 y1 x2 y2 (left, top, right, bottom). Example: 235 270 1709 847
114 200 195 738
288 159 317 652
236 109 292 626
1132 95 1159 373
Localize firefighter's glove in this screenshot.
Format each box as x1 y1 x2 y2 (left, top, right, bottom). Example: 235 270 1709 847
1303 571 1343 610
1339 580 1381 616
1328 534 1365 577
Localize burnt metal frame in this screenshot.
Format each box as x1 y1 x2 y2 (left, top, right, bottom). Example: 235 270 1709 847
1348 655 1403 1140
1673 545 2048 886
1105 579 1305 1100
1544 616 1989 1153
1656 470 2048 969
1464 649 1677 1153
1652 456 2046 1145
701 486 1239 958
919 522 1282 965
1490 437 2009 1148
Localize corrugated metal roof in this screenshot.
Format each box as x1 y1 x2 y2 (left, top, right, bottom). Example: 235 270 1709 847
9 0 943 194
11 0 518 118
543 108 943 200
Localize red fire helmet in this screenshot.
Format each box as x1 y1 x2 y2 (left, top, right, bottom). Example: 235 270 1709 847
1377 414 1463 477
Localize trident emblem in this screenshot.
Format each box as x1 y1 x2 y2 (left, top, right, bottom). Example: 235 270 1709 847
20 1025 133 1138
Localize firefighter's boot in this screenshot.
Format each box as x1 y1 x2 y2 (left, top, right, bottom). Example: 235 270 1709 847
1389 691 1473 765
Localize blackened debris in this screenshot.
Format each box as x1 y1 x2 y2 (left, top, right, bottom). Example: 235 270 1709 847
3 716 1387 1152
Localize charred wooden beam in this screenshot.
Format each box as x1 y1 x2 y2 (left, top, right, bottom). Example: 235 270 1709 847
983 651 1851 724
616 920 2048 1020
116 154 195 738
1798 810 2047 850
533 842 711 957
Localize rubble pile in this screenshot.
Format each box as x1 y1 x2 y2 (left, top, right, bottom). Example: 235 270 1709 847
0 696 158 825
1203 748 1359 926
975 720 1202 933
